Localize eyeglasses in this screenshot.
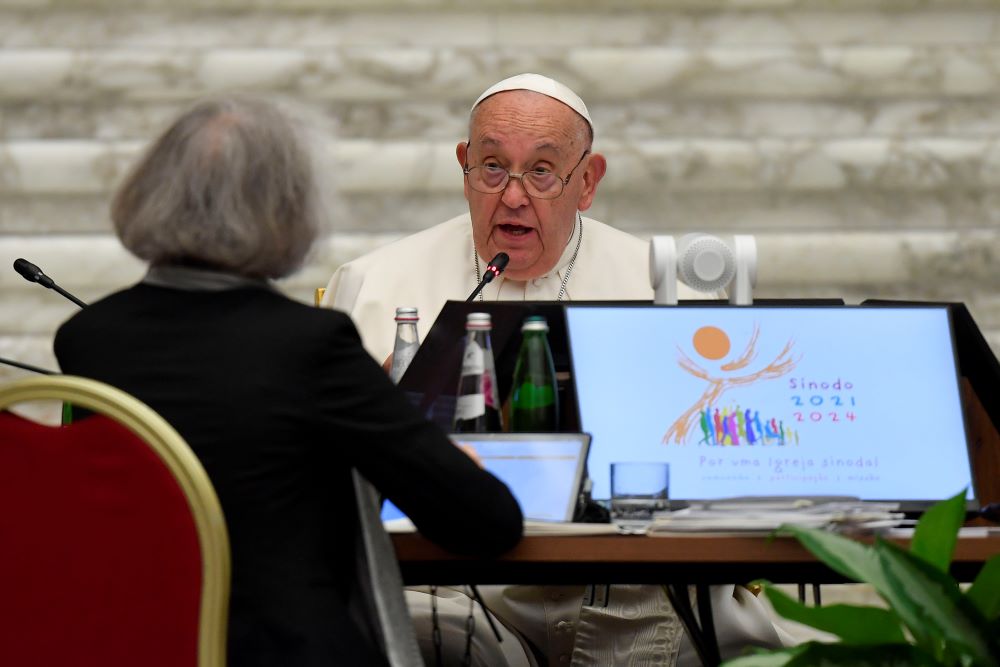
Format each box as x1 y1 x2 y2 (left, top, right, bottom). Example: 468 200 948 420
463 149 590 200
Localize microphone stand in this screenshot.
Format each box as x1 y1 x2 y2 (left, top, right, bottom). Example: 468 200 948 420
50 283 87 309
466 274 496 302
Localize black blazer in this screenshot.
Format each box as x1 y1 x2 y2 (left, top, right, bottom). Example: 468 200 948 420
55 282 522 667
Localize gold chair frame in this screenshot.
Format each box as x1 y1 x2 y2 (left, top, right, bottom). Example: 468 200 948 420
0 375 231 667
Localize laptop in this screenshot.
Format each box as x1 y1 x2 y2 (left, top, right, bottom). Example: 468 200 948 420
564 304 978 513
382 432 591 523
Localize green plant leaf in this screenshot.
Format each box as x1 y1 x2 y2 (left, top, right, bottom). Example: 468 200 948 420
966 554 1000 621
783 642 940 666
876 539 1000 665
910 488 967 573
762 585 906 644
721 646 803 667
778 524 892 592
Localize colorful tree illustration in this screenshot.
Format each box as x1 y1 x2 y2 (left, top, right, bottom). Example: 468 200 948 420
663 323 799 445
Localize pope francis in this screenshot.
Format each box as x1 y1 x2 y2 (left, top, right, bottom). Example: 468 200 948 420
323 73 794 667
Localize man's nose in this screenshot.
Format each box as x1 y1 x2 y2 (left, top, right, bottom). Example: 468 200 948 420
501 175 531 208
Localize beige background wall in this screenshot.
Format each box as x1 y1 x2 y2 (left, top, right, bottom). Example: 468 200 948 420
2 0 999 380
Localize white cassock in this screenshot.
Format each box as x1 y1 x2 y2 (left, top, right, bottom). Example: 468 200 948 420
323 213 702 362
323 213 794 666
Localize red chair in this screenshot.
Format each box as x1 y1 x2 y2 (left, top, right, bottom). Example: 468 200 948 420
0 375 230 667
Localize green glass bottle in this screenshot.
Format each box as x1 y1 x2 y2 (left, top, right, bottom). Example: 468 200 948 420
510 316 559 432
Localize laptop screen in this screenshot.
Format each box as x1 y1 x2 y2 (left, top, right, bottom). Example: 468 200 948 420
382 433 591 523
565 305 976 508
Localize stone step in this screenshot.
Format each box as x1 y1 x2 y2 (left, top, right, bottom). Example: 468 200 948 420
4 99 1000 142
2 46 999 102
2 0 993 9
3 3 996 49
3 138 999 199
4 190 1000 236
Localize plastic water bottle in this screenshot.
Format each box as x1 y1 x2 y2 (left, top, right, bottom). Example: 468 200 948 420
453 312 503 432
510 315 559 431
389 307 420 384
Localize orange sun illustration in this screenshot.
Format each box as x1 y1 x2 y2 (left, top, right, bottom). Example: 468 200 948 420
692 326 730 360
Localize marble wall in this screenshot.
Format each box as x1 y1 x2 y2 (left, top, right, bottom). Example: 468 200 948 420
2 0 999 382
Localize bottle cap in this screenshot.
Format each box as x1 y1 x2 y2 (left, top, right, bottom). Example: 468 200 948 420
521 315 549 333
394 307 418 322
465 312 493 330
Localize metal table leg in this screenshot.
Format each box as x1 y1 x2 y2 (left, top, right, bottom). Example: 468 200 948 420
664 584 721 667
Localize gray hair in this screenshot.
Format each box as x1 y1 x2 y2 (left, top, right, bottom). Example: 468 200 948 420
112 96 324 279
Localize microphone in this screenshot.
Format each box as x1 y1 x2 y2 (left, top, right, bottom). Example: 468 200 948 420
0 356 56 375
466 252 509 302
13 258 87 308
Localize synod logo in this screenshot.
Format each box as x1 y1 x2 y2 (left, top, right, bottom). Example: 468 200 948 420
663 324 799 446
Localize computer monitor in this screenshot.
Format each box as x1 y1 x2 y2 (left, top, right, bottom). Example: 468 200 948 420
565 304 977 512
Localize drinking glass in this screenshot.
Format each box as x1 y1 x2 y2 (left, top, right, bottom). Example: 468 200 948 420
610 462 670 526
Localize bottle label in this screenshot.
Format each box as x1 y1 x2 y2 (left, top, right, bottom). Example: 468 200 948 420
460 340 485 375
454 393 486 420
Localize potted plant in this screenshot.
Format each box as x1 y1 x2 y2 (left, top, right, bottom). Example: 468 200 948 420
725 490 1000 666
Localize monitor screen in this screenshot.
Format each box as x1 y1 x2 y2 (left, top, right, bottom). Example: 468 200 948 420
565 305 975 506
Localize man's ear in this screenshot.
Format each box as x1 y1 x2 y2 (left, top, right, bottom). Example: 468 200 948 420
456 142 471 201
576 152 607 212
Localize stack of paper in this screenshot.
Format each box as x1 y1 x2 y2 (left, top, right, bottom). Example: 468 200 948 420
646 497 908 535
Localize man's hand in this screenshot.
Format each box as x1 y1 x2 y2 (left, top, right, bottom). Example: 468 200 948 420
382 353 393 375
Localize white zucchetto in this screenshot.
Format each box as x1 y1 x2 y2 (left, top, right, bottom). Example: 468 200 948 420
472 73 593 133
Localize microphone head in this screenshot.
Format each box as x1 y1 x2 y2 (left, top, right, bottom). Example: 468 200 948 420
488 252 509 273
482 252 509 283
14 258 40 282
13 258 54 288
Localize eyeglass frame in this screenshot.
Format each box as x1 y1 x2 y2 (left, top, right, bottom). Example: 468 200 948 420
462 145 591 200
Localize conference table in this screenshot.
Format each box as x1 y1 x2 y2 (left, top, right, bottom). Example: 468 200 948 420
393 530 1000 666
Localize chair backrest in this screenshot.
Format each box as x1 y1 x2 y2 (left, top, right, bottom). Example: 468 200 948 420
315 286 421 664
352 471 425 666
0 375 230 667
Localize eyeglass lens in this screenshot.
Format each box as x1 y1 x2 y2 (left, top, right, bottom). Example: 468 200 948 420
470 166 561 198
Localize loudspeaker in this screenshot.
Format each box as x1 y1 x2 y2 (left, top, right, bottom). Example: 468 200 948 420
649 234 757 305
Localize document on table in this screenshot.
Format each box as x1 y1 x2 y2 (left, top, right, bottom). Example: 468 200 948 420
646 498 908 535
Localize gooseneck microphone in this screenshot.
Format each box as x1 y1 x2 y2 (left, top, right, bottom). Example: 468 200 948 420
0 355 55 375
3 258 82 374
466 252 509 302
13 258 88 308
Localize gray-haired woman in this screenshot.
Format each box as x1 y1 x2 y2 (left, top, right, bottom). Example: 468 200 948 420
54 96 523 667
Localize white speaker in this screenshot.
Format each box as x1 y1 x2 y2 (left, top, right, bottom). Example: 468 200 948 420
677 234 736 294
648 233 757 305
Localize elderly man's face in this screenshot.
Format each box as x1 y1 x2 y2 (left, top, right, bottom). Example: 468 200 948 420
456 90 606 282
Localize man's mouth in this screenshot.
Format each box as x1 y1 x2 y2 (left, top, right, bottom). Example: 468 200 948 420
497 223 533 236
